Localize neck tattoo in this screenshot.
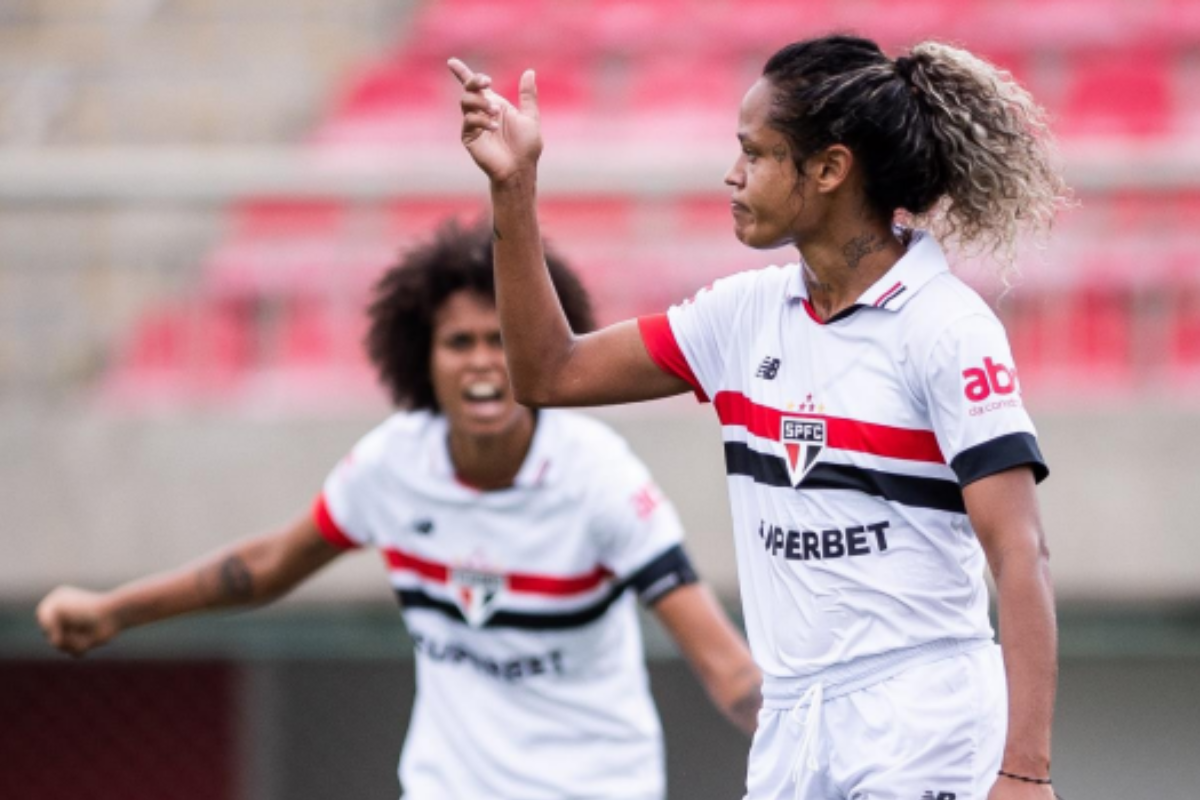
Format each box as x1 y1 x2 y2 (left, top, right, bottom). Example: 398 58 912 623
841 232 888 270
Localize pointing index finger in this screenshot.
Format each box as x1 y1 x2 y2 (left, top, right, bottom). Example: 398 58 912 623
447 58 475 86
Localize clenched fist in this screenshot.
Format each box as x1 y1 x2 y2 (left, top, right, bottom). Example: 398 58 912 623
36 586 120 657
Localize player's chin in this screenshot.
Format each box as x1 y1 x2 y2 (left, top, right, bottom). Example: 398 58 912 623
735 223 785 251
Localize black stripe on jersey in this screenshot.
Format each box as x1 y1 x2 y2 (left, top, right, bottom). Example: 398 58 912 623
395 587 625 631
950 431 1049 486
723 441 967 514
628 544 698 607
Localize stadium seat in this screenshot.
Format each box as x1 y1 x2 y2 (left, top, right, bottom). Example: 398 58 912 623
1167 282 1200 378
1061 283 1135 383
1059 48 1173 139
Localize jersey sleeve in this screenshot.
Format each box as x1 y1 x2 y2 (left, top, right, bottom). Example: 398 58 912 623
637 270 759 403
922 313 1049 487
589 443 696 605
312 440 382 550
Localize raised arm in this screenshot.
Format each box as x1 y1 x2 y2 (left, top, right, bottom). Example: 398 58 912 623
652 583 762 735
449 58 689 407
36 514 344 657
964 467 1058 799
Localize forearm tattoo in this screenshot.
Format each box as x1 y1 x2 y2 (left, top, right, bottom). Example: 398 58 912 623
492 224 503 241
841 232 888 270
212 555 254 603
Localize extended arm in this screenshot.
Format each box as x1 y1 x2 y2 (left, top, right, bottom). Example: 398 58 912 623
449 58 689 407
964 467 1058 799
652 583 762 735
36 514 344 657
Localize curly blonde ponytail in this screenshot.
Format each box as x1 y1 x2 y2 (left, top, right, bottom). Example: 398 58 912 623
901 42 1073 274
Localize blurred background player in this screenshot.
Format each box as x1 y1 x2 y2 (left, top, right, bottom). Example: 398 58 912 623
36 220 761 800
452 33 1068 800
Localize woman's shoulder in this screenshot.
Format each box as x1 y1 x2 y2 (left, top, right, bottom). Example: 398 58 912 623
351 409 440 463
904 270 1000 330
537 410 643 471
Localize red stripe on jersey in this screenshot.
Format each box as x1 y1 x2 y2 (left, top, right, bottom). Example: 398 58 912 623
382 547 611 596
802 299 824 325
874 281 904 307
312 494 360 550
384 548 450 582
714 391 946 464
509 566 611 595
637 314 709 402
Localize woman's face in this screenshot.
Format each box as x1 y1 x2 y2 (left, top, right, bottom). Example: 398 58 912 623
429 290 530 439
724 77 809 250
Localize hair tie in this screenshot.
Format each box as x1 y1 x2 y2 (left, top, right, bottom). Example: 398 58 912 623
894 56 915 83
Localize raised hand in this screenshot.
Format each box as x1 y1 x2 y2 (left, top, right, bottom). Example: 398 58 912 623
448 58 542 183
36 586 121 657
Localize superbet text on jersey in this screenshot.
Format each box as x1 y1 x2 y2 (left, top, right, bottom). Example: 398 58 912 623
313 410 696 800
639 230 1047 687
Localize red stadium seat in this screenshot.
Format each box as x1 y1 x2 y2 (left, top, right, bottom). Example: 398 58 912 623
1059 48 1173 139
540 196 637 243
278 295 335 367
1061 283 1135 382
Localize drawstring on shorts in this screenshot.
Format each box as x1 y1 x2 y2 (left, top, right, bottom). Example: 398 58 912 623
790 681 825 797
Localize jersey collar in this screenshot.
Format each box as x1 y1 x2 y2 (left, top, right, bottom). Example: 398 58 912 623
428 412 555 491
785 228 950 313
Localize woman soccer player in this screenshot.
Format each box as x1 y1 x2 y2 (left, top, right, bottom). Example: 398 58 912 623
451 33 1068 800
36 221 761 800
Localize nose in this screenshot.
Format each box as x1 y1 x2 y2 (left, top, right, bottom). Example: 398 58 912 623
466 340 503 371
724 156 745 189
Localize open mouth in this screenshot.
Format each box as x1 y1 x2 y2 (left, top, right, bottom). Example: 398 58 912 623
463 381 504 403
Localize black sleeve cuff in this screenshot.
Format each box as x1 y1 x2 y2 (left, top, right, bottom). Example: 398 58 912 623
626 544 699 607
950 432 1049 487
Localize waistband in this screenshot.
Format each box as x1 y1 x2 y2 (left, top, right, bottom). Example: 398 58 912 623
760 637 993 710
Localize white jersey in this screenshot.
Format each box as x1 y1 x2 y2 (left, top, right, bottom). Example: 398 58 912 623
314 409 690 800
639 231 1047 688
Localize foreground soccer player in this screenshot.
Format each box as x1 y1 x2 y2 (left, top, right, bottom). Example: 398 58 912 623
452 33 1067 800
36 221 761 800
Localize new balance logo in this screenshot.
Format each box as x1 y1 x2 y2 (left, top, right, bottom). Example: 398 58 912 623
921 792 956 800
413 518 435 535
755 357 781 380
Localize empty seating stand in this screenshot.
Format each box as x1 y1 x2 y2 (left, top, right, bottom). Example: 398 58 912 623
101 0 1200 410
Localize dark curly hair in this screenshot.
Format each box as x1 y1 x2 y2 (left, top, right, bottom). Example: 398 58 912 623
366 218 596 410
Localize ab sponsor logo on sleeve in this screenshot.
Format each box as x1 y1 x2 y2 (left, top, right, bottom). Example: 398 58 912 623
962 357 1023 416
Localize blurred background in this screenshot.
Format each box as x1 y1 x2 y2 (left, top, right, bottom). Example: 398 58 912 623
2 0 1199 797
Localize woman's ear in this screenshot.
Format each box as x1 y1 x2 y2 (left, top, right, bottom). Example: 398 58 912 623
810 145 854 194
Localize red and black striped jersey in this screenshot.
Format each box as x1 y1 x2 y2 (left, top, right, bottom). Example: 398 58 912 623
640 230 1046 688
314 409 688 800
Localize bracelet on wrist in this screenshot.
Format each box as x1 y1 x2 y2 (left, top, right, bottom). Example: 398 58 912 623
998 769 1052 785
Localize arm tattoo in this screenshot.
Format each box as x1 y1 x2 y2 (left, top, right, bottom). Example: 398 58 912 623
771 143 788 163
842 233 888 270
492 224 503 241
215 555 254 603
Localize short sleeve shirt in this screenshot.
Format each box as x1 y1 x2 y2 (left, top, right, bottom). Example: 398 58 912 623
314 409 687 800
639 231 1047 679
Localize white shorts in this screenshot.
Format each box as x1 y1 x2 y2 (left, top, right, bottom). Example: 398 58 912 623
744 644 1007 800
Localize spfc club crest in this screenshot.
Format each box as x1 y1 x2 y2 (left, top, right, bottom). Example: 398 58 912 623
450 567 506 627
781 416 826 485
